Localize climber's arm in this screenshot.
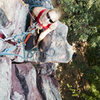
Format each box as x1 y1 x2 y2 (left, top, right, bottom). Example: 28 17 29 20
30 7 46 26
36 22 58 45
36 28 51 45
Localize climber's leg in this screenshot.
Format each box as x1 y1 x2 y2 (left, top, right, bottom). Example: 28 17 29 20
38 34 52 62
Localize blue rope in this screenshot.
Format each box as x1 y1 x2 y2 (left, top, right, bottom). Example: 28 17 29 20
3 45 17 53
0 52 27 60
45 48 55 57
26 46 39 58
0 0 55 60
0 24 36 60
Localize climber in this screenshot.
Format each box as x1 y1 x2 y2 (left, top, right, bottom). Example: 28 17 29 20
25 7 60 61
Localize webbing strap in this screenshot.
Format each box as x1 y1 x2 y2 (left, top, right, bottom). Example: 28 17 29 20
23 33 32 44
36 9 51 29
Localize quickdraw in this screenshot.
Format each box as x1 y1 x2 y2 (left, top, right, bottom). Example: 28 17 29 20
0 0 55 61
0 22 37 61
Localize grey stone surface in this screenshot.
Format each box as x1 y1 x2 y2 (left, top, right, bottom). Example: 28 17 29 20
0 0 28 37
0 1 65 100
0 8 9 27
0 58 62 100
46 21 73 63
36 63 62 100
0 57 12 100
12 62 62 100
23 21 73 63
0 0 73 63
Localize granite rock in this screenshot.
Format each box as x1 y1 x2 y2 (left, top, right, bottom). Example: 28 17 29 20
0 0 73 63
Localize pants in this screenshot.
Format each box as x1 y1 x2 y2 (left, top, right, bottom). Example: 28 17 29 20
25 31 52 62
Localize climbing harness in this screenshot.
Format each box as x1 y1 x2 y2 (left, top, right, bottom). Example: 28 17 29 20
0 22 37 60
36 9 51 29
0 0 55 61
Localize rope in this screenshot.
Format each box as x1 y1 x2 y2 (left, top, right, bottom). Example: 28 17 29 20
0 52 26 60
45 48 55 57
20 0 35 20
0 0 55 60
0 21 37 60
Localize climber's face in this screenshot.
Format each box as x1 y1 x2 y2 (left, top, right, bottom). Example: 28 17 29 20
46 12 54 23
47 10 59 23
42 10 59 24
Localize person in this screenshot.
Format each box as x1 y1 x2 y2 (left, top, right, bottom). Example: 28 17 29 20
25 6 60 61
31 7 60 44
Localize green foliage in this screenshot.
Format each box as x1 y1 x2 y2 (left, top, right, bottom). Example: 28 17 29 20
83 65 100 100
67 83 80 97
66 65 100 100
86 46 100 66
89 35 100 47
60 0 98 42
59 0 100 100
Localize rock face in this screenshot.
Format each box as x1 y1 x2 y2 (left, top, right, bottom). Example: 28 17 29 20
0 57 12 100
46 21 73 63
0 0 28 36
12 63 43 100
23 21 73 63
0 0 73 63
0 0 73 99
0 0 28 61
0 61 61 100
36 63 62 100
